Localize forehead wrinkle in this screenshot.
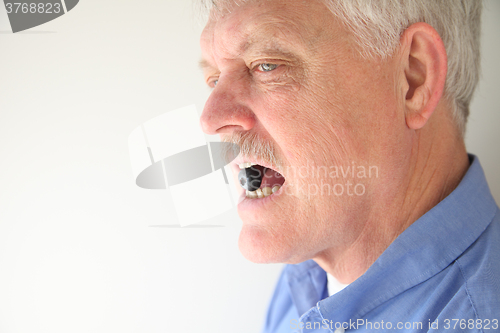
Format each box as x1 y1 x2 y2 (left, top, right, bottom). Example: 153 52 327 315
203 2 333 68
240 15 307 51
216 22 309 64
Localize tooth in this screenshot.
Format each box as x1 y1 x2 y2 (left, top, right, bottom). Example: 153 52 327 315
246 190 258 199
256 188 264 198
272 185 281 193
239 162 252 169
262 187 272 197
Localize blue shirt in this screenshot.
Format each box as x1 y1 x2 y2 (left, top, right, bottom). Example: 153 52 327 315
262 155 500 333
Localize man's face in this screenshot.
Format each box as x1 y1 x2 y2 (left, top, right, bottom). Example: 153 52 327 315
200 0 407 264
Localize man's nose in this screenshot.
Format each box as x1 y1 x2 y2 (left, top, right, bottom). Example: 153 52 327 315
200 78 256 135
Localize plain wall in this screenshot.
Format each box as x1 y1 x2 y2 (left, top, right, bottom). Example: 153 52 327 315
0 1 498 332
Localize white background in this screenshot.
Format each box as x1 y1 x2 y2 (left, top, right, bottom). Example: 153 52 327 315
0 1 498 332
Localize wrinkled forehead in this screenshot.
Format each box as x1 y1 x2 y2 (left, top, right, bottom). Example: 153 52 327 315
203 0 258 18
201 0 332 58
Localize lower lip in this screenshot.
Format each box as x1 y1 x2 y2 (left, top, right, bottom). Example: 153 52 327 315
237 183 286 213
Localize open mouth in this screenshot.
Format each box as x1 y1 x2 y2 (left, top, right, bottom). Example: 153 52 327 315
238 163 286 199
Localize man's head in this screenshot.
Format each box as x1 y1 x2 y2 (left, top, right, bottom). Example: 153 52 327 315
198 0 481 278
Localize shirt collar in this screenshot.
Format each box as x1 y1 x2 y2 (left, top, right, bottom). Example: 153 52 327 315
285 260 329 317
314 154 498 323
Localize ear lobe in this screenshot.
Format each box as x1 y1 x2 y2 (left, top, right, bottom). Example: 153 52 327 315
401 23 448 130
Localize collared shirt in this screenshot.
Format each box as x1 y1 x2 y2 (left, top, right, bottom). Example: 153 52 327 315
262 155 500 333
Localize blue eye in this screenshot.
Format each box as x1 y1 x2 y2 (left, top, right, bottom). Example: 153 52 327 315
259 63 279 72
213 80 218 86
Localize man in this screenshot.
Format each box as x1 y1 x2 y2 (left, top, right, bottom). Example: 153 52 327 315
198 0 499 332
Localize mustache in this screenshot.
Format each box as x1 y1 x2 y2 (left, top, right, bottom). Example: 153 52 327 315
220 131 281 168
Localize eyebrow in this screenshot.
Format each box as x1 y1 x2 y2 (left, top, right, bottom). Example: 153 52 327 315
199 43 298 72
245 44 299 62
198 24 303 73
198 59 214 72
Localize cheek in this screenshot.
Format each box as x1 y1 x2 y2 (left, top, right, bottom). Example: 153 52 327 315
250 87 310 153
250 63 389 167
280 90 358 164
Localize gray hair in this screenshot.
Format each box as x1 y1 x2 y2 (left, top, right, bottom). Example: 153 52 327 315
199 0 483 136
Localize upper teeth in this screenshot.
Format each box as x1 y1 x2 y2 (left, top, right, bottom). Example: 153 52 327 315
238 162 256 169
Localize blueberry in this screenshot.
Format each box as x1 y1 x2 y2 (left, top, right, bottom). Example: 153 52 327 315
238 166 263 191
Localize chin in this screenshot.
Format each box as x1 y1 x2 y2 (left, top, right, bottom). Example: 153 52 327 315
237 223 308 264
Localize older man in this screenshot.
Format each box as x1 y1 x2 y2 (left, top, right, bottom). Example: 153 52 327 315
199 0 499 332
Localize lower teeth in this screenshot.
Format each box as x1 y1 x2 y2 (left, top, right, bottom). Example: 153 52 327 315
246 185 281 199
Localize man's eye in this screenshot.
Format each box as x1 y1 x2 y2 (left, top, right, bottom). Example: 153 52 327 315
258 63 279 72
209 79 218 88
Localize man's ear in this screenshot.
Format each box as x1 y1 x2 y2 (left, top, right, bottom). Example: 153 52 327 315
400 22 448 130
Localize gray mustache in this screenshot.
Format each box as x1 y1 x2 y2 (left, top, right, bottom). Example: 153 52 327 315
222 131 281 168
